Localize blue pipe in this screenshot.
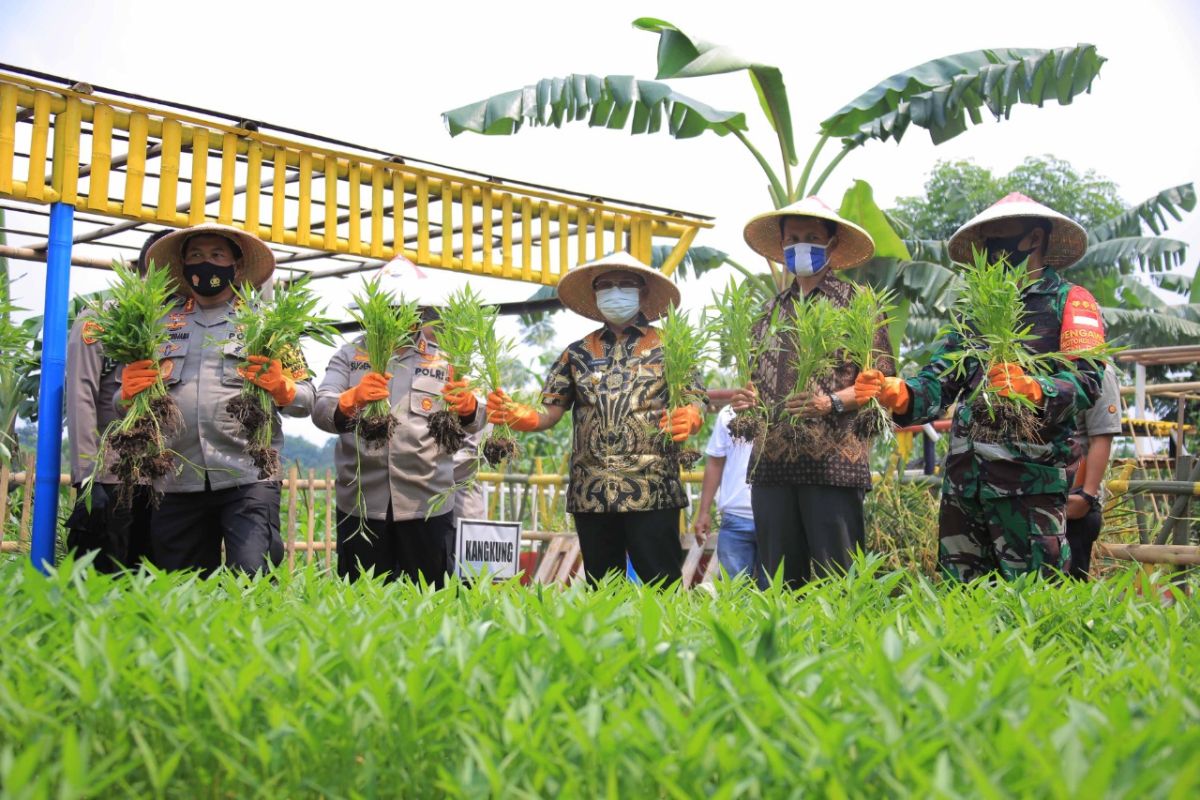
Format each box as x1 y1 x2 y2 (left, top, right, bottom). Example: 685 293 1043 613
29 202 73 574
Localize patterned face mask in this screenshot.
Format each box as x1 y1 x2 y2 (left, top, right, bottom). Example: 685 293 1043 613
183 261 235 297
784 242 828 276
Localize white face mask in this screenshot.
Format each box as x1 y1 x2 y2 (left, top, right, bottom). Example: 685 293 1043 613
595 286 641 325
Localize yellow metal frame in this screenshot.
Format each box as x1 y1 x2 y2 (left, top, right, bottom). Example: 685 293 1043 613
0 72 711 283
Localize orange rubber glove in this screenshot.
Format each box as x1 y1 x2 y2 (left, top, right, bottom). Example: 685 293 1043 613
338 371 391 416
988 363 1043 404
441 379 478 417
660 406 703 443
485 389 510 424
120 359 160 401
857 369 911 414
853 370 883 405
239 355 296 407
487 388 540 431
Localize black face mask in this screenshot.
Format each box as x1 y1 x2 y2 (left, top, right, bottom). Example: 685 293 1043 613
983 234 1035 268
183 261 235 297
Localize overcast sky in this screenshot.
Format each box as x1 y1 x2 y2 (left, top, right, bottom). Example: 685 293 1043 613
3 0 1198 442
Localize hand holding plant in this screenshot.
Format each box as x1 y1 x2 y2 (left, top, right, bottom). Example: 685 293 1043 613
347 276 422 448
226 277 337 478
659 304 711 467
711 279 770 441
88 260 184 506
476 303 524 466
427 285 483 454
838 285 897 442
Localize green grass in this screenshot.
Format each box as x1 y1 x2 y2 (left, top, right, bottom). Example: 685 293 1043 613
1 557 1197 798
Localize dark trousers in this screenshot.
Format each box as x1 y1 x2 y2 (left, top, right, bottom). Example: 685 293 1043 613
751 484 865 588
1066 509 1102 580
151 482 282 575
65 483 153 573
337 506 452 587
572 508 684 586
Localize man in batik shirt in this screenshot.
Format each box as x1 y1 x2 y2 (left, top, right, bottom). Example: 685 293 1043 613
487 252 705 585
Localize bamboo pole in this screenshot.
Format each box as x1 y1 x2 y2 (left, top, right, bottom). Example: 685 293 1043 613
305 468 315 565
1096 543 1200 566
0 462 10 546
286 465 299 571
18 452 34 549
324 468 334 569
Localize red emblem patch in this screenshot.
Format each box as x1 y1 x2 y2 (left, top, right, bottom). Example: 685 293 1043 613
1060 286 1106 353
81 319 102 345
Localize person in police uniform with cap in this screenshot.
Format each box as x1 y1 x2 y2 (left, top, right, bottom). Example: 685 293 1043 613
486 252 706 586
313 306 485 586
64 230 168 571
116 223 312 574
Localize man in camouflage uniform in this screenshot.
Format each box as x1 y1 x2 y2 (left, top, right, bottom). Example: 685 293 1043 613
313 309 484 586
64 230 167 571
117 224 312 574
857 194 1106 581
486 252 705 586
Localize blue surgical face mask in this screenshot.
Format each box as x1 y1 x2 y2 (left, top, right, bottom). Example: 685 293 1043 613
784 242 828 276
595 286 641 325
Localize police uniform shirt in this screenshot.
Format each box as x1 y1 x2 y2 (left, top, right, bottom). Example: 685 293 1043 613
116 297 315 492
312 333 486 522
66 308 122 485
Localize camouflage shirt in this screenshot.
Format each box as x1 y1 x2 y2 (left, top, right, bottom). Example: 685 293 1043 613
748 274 895 489
894 268 1104 499
542 317 707 514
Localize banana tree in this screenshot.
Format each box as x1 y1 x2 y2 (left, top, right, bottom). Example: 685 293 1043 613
443 17 1106 291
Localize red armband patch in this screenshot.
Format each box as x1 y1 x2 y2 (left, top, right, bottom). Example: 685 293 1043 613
1060 286 1105 353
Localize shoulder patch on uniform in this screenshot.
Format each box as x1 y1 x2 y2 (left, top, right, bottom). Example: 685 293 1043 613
1060 285 1105 353
81 319 102 345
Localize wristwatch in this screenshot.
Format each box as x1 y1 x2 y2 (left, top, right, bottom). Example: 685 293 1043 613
828 393 846 414
1071 488 1100 513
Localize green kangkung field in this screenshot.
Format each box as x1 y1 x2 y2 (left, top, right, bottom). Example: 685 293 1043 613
1 557 1198 798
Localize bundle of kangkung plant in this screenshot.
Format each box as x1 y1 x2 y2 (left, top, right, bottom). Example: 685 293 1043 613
86 260 183 504
769 293 842 456
940 249 1100 443
427 285 484 454
711 279 772 442
475 304 520 466
347 277 422 448
838 285 897 442
658 303 711 468
226 278 337 478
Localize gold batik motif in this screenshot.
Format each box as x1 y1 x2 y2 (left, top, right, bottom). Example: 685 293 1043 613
542 318 706 514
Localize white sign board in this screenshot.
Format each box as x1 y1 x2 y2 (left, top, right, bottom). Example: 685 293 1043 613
454 518 522 581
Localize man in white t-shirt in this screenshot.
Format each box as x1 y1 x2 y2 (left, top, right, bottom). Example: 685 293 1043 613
695 404 759 584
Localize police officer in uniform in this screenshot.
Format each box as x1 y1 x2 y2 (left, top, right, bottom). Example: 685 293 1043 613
64 230 168 571
858 194 1106 581
117 224 312 574
313 311 485 585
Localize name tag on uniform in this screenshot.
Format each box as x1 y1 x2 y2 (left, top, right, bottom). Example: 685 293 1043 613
587 357 611 369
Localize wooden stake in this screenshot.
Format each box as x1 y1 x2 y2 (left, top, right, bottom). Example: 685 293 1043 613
286 465 299 571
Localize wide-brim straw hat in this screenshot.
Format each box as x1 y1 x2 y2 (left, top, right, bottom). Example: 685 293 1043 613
145 223 276 296
948 192 1089 269
555 251 680 322
742 195 875 270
